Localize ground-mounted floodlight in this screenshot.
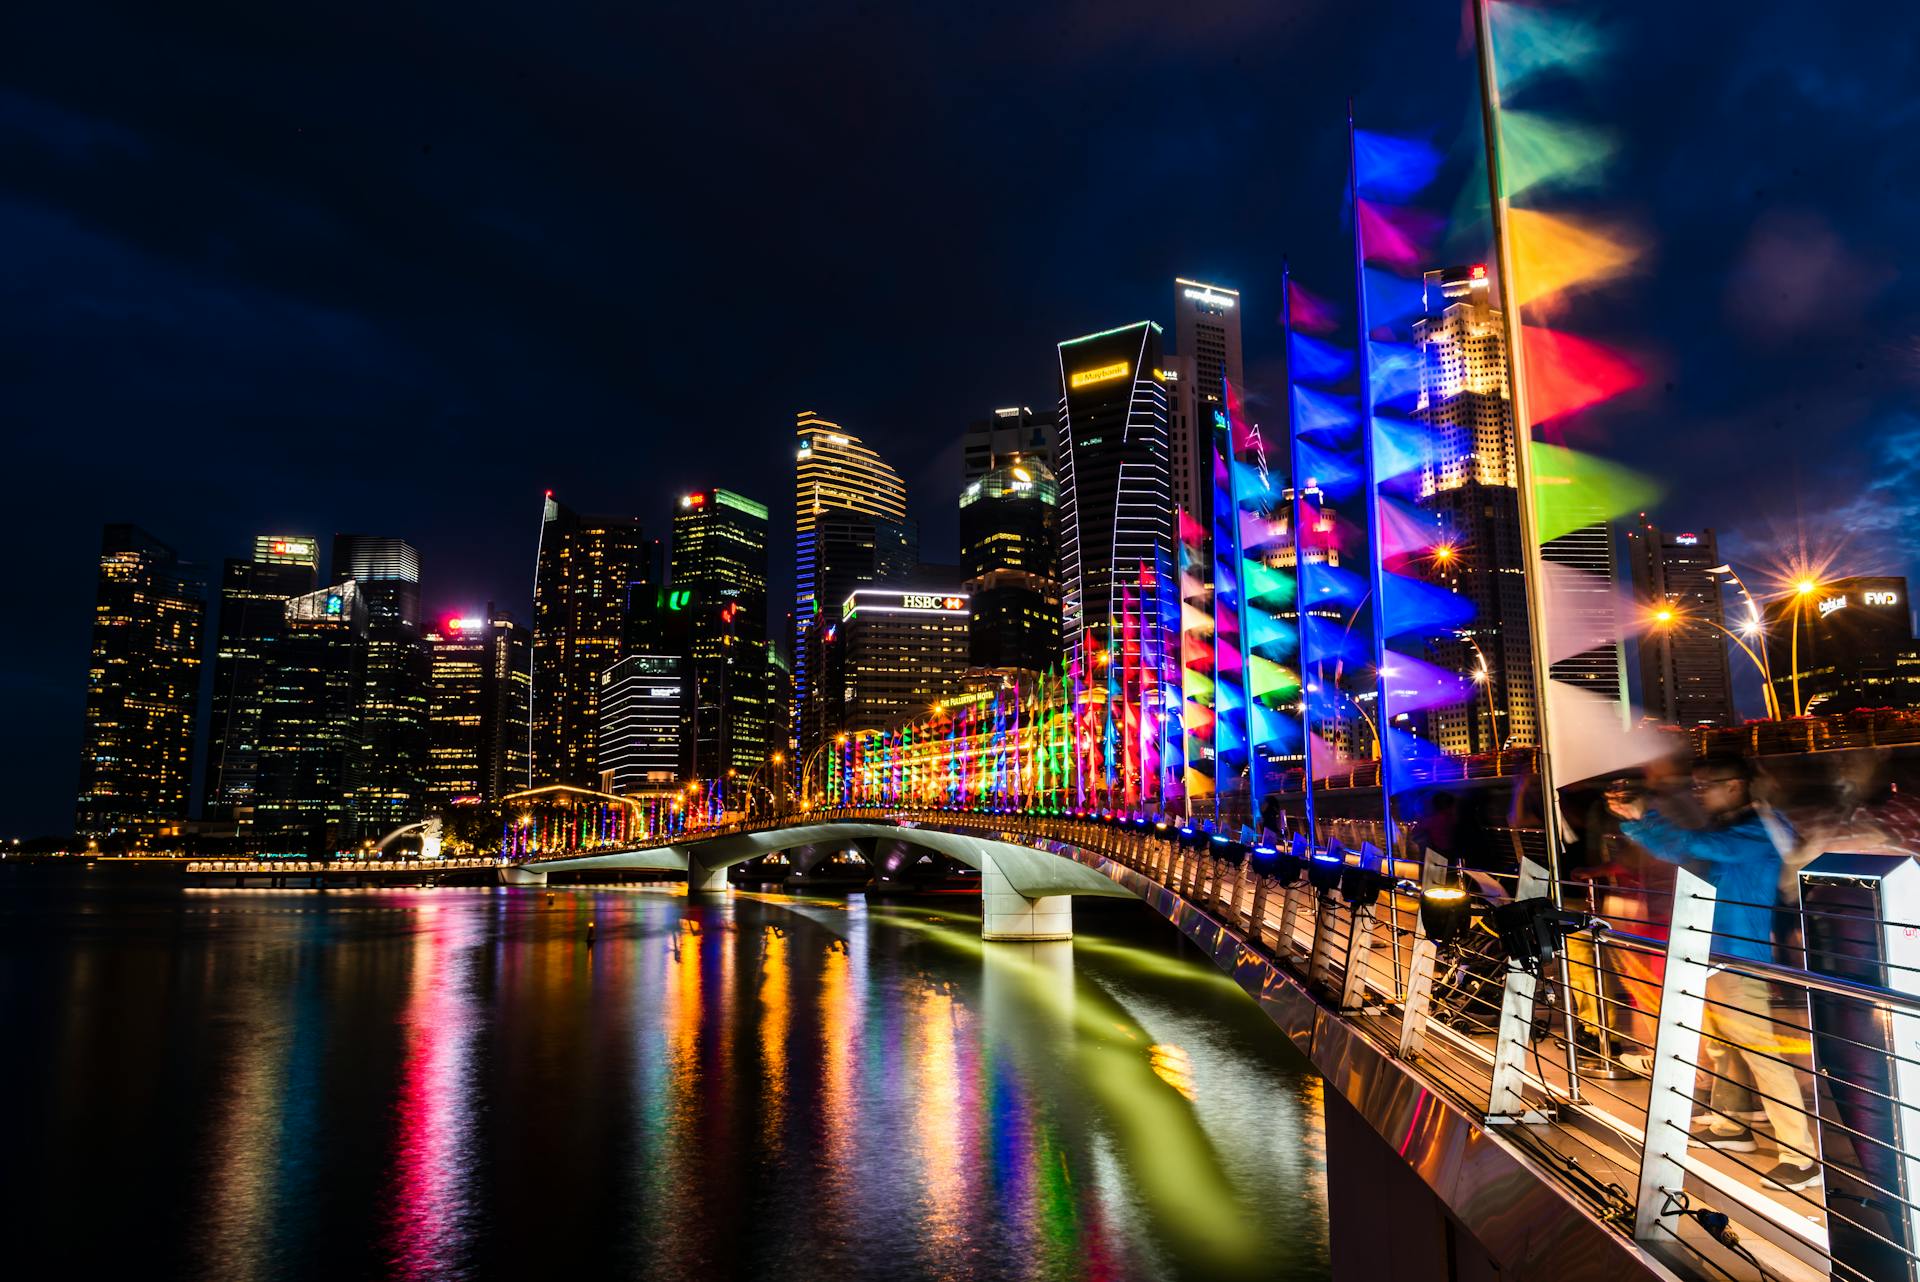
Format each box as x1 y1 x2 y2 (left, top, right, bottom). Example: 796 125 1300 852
1416 882 1472 946
1489 897 1605 974
1308 843 1348 893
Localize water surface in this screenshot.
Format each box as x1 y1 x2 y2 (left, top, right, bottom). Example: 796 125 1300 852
1 881 1330 1280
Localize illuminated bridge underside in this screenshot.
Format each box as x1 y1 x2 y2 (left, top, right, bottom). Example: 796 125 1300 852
517 822 1134 940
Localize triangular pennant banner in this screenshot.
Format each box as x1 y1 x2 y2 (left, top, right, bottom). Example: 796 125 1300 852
1353 128 1444 201
1380 569 1475 640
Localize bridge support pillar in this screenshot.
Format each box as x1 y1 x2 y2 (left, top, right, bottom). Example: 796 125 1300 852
499 865 547 887
979 855 1072 942
687 857 730 893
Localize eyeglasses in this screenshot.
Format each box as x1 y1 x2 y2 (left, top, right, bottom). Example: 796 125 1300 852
1689 778 1741 791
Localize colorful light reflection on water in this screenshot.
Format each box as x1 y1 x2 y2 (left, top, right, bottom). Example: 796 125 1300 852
1 884 1329 1281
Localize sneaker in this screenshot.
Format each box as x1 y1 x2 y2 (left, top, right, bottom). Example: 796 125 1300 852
1620 1051 1654 1076
1688 1123 1758 1153
1761 1159 1820 1192
1691 1112 1766 1138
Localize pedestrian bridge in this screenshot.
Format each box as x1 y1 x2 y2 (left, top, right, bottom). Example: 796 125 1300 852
510 805 1915 1282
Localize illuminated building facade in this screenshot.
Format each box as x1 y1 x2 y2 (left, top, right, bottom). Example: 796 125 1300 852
1626 523 1735 727
333 534 429 839
1766 575 1917 714
825 585 972 735
204 534 318 821
962 406 1054 483
1055 321 1173 677
673 487 774 779
531 496 655 787
251 582 369 853
1170 278 1244 526
793 412 907 748
960 457 1061 675
76 525 205 841
426 610 531 810
797 509 917 755
597 654 687 793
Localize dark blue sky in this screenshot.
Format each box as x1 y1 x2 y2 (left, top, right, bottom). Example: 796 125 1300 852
5 2 1915 835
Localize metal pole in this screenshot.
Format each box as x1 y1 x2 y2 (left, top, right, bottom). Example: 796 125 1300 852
1346 102 1399 859
1283 261 1320 848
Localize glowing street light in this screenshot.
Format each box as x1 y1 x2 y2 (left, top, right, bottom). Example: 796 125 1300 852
1645 602 1781 720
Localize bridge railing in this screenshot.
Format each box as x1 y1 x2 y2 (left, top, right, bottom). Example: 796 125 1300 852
846 805 1915 1282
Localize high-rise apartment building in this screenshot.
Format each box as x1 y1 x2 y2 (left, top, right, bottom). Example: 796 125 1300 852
673 487 774 779
333 534 429 838
597 654 688 793
1170 279 1244 524
75 525 205 841
793 412 907 749
531 496 655 787
1627 523 1736 727
425 609 531 810
1414 266 1515 492
251 582 369 853
205 534 318 821
1056 321 1174 680
821 584 972 734
962 407 1054 483
960 457 1061 675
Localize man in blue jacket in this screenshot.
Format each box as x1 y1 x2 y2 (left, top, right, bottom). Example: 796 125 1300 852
1607 754 1818 1192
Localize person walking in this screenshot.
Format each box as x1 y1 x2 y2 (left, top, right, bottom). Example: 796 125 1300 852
1606 754 1819 1193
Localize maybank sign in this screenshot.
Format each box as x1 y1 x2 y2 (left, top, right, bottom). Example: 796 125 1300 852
1069 361 1131 389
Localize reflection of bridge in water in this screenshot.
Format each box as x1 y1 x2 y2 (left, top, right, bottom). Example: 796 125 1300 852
510 805 1920 1282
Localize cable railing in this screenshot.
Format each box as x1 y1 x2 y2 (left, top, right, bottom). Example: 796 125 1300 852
840 804 1920 1282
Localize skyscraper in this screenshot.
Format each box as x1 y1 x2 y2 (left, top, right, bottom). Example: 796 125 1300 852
793 412 907 749
797 509 917 755
1170 279 1244 524
1627 523 1736 727
960 456 1061 675
673 487 774 779
333 534 430 839
205 534 319 821
1056 321 1174 679
425 608 531 810
962 406 1054 483
251 582 369 853
597 654 688 793
531 496 655 787
76 525 205 841
823 583 972 735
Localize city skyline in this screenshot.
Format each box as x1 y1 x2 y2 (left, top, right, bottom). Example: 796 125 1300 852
11 6 1920 836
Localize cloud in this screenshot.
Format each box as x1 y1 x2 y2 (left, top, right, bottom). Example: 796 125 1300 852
1723 209 1895 345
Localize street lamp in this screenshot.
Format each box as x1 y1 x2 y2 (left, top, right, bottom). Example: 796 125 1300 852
1788 578 1821 717
1456 630 1502 751
1646 603 1781 720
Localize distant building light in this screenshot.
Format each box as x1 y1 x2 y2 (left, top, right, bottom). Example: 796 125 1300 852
1818 595 1848 618
445 616 485 633
1674 532 1698 545
1182 287 1236 308
1469 264 1488 280
1865 590 1901 607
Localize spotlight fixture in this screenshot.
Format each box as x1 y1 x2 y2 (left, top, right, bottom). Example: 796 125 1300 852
1210 833 1245 862
1415 882 1472 946
1489 897 1606 974
1339 864 1388 908
1182 824 1211 852
1308 842 1348 893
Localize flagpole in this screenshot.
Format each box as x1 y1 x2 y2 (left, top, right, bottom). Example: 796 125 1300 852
1348 100 1399 858
1473 0 1568 877
1282 260 1318 846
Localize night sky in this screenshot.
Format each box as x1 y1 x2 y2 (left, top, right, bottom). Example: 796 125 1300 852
6 2 1915 836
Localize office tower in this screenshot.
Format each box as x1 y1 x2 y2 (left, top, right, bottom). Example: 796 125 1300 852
960 456 1061 675
673 487 774 779
797 509 918 755
1627 523 1736 727
821 583 972 734
204 534 319 821
1766 576 1917 714
331 534 430 838
793 412 908 748
251 582 369 853
1055 321 1174 679
75 525 205 841
1170 279 1244 523
531 496 655 787
962 406 1054 483
597 654 688 793
332 534 422 629
425 609 531 810
1413 264 1624 744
